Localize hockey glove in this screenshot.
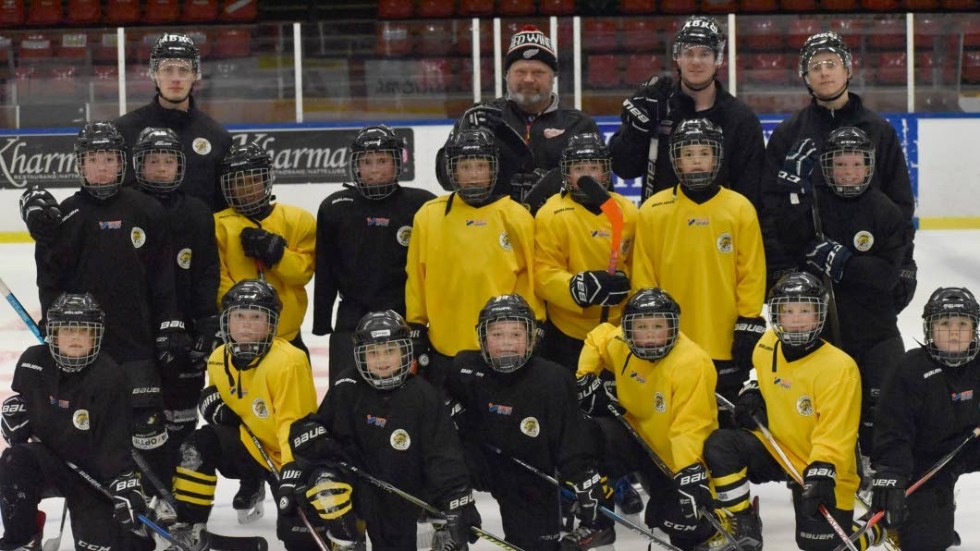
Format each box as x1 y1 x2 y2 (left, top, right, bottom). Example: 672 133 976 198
892 258 917 312
569 470 606 525
1 395 30 445
510 168 548 204
305 467 354 522
110 471 147 533
132 408 169 451
734 379 767 430
800 461 837 518
156 320 192 372
460 105 504 133
604 380 626 417
440 490 481 548
188 315 221 373
19 185 62 244
240 227 286 267
871 472 908 528
276 462 306 515
570 270 631 308
732 316 766 370
777 138 819 195
576 373 604 415
805 239 853 283
289 415 352 465
198 386 242 427
408 323 431 368
674 463 711 522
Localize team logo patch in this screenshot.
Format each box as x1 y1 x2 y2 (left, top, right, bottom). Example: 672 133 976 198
591 229 611 239
688 217 709 226
366 217 390 227
520 417 540 437
73 409 90 430
131 227 146 248
367 414 387 427
192 137 212 155
774 377 792 389
499 231 512 251
489 403 513 415
523 48 541 59
177 248 192 270
390 429 411 450
796 395 814 416
543 128 566 139
396 225 412 247
654 392 666 413
951 390 974 401
629 371 646 384
716 232 733 254
853 231 874 252
252 398 269 419
98 220 122 230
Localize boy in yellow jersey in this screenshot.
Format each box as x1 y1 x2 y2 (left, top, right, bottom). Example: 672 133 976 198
406 128 543 390
631 118 766 415
169 280 321 550
577 288 723 551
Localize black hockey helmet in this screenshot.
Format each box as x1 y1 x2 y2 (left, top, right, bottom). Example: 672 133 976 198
477 294 537 374
673 16 726 65
669 118 724 191
922 287 980 367
352 310 414 390
46 292 105 373
75 121 126 199
220 143 273 217
768 271 828 347
560 132 611 205
133 127 185 194
150 33 201 79
622 288 681 361
220 279 281 367
349 125 403 200
799 32 852 78
820 127 874 199
445 128 498 206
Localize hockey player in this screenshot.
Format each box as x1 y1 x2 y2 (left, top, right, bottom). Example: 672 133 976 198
115 33 232 211
609 15 764 207
872 287 980 551
288 310 481 550
313 125 435 388
630 118 766 412
169 279 321 550
761 31 916 308
406 128 544 390
0 293 153 551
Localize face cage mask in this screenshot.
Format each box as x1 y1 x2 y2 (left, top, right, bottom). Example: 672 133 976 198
221 168 272 217
923 314 980 367
449 155 497 206
622 313 678 361
351 149 401 200
135 148 186 194
670 139 722 191
769 296 827 347
47 321 104 373
478 316 535 374
820 150 874 199
354 338 414 390
78 150 126 199
561 158 611 205
220 305 279 367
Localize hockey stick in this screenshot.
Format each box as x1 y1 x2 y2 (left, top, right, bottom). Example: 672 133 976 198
335 460 526 551
577 176 625 324
0 274 44 343
808 188 842 346
643 136 659 203
482 443 679 551
241 424 329 551
40 506 66 551
609 407 761 551
832 425 980 551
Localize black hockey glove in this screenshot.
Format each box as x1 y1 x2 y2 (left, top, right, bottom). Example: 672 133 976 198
199 386 242 427
156 319 192 372
276 461 306 515
871 472 908 528
805 239 853 283
576 373 604 415
892 258 917 312
440 490 481 548
304 466 355 523
1 395 30 445
674 463 711 522
110 471 147 533
800 461 837 518
408 323 431 368
732 316 766 370
510 168 548 204
570 270 630 308
240 227 286 267
132 408 169 451
569 470 605 525
734 379 767 430
188 315 221 373
459 105 504 133
777 138 819 195
19 185 62 244
289 415 352 465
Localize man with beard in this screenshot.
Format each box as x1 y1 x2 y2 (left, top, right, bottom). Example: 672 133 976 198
435 25 598 213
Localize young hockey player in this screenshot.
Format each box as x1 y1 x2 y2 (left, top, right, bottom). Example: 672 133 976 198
0 293 153 551
630 118 766 412
577 288 723 551
288 310 481 550
313 125 435 388
169 279 321 550
406 128 544 390
872 287 980 550
447 294 614 550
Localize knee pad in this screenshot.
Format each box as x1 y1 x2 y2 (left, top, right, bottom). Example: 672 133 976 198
277 510 329 551
305 467 354 525
703 430 743 475
0 446 40 489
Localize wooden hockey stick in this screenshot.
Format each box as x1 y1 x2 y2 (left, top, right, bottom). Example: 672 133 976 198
577 175 624 324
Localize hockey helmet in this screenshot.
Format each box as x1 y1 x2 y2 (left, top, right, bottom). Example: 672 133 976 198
560 133 611 205
349 125 403 200
220 279 282 367
220 143 274 217
669 118 724 191
75 121 126 199
46 292 105 373
799 32 852 78
673 16 726 65
820 127 875 199
445 128 498 206
922 287 980 367
622 288 681 361
768 272 828 347
133 127 185 194
150 33 201 81
352 310 414 390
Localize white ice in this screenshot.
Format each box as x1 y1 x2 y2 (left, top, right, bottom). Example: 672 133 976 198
1 230 978 550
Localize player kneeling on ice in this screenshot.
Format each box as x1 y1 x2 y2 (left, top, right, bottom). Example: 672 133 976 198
872 287 980 551
168 279 319 550
288 310 480 550
0 294 154 551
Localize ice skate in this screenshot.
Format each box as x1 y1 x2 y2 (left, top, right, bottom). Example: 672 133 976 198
232 478 265 524
0 533 41 551
166 522 209 551
559 524 616 550
150 495 178 527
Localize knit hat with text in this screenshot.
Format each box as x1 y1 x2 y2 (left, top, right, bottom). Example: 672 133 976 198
504 25 558 73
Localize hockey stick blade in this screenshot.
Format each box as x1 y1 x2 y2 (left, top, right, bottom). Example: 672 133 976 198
578 175 625 323
41 503 67 551
210 533 269 551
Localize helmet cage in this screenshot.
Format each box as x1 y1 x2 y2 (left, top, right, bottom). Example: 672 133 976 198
77 149 126 199
448 154 497 206
622 312 679 361
350 147 401 200
670 137 722 191
220 304 279 366
820 148 874 198
354 337 414 390
134 146 186 193
923 313 980 367
221 167 273 216
478 314 536 373
769 295 827 347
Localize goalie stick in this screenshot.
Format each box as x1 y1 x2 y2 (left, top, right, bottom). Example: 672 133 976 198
576 175 625 324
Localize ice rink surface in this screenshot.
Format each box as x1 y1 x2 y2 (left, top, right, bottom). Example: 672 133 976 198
1 230 978 550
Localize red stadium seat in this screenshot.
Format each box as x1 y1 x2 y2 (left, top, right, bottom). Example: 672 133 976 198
18 36 52 59
583 20 619 53
182 0 218 23
145 0 180 24
620 0 655 13
455 19 493 56
660 0 698 12
94 64 117 79
65 0 100 25
57 33 88 60
741 18 783 51
964 20 980 48
498 0 536 16
26 0 61 26
0 0 24 27
623 20 661 52
963 49 980 84
780 0 818 10
378 0 413 18
787 19 821 49
915 51 954 84
220 0 256 21
903 0 938 6
940 0 977 7
458 0 494 16
417 0 452 17
868 18 905 50
702 0 739 12
862 0 900 9
213 28 251 58
874 51 906 84
105 0 141 25
821 0 858 9
416 21 454 56
625 53 664 85
540 0 575 15
752 53 793 85
587 54 620 88
740 0 779 11
376 22 412 57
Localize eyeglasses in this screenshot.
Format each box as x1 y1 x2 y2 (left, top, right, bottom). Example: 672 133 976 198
807 59 840 73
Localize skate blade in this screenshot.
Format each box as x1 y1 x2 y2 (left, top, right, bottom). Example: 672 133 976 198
236 500 265 525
